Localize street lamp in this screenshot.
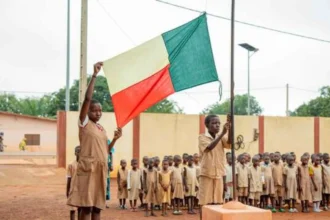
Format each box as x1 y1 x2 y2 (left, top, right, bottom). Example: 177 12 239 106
239 43 259 115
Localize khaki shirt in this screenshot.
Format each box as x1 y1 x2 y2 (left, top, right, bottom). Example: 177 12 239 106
271 162 284 186
198 132 231 179
237 162 249 187
248 166 263 192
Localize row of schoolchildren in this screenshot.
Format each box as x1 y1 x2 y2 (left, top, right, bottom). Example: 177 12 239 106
116 153 201 217
226 151 330 213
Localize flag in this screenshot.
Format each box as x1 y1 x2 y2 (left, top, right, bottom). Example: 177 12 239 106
103 13 218 127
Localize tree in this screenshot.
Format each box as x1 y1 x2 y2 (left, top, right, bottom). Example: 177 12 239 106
145 99 183 114
0 75 183 117
292 86 330 117
202 94 263 115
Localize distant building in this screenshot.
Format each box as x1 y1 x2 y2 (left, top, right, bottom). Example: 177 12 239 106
0 111 56 153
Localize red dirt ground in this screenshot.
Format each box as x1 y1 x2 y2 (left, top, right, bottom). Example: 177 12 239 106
0 165 330 220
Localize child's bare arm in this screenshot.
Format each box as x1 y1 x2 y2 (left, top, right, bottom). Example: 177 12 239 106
297 167 302 191
66 177 71 198
322 166 325 190
183 168 188 192
117 171 121 191
170 171 175 192
283 174 287 192
143 170 147 194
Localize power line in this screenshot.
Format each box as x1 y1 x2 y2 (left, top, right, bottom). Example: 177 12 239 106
155 0 330 44
290 87 318 93
96 0 136 45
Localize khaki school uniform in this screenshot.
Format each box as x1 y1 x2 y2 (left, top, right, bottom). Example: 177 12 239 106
322 164 330 194
141 166 148 201
261 163 274 196
144 169 158 204
198 132 231 205
184 166 199 197
248 166 263 200
67 161 78 179
67 161 78 211
117 169 128 199
237 163 249 197
298 164 312 201
272 162 284 198
283 165 298 200
158 170 172 204
310 165 322 202
172 166 184 199
67 117 108 210
127 169 141 200
225 164 237 200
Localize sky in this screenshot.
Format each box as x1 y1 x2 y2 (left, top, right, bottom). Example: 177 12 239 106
1 0 330 115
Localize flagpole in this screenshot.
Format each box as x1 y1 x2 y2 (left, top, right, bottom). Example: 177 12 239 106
230 0 237 200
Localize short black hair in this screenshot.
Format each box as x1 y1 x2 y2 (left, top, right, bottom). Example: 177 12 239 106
131 158 138 164
91 99 101 105
204 114 218 126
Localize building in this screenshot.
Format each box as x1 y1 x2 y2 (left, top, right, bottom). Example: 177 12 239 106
0 111 57 153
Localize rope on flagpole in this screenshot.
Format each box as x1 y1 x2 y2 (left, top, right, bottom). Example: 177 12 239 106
218 80 223 101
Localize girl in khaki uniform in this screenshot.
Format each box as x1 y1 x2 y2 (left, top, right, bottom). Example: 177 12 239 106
143 158 158 217
271 153 285 212
66 62 122 220
310 156 323 212
127 159 141 212
117 160 128 209
322 153 330 211
261 154 275 211
171 155 184 215
158 160 172 216
298 155 312 213
284 155 298 213
184 155 199 214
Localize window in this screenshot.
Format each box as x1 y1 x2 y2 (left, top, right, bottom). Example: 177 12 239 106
25 134 40 146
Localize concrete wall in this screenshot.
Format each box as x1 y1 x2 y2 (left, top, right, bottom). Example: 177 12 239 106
0 113 56 153
320 117 330 153
60 112 330 177
264 117 314 158
140 113 200 164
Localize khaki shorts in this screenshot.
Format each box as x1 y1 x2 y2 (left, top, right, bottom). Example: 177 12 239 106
238 187 248 197
198 176 223 205
249 192 261 200
274 185 284 198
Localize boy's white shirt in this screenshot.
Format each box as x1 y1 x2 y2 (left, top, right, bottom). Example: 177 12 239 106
127 169 141 190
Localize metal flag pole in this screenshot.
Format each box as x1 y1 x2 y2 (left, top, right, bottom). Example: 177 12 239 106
230 0 237 200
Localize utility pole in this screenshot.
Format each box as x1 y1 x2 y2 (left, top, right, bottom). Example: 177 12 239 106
79 0 88 110
65 0 70 111
247 51 250 115
286 84 289 116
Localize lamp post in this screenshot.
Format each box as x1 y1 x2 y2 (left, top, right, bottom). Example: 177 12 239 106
239 43 258 115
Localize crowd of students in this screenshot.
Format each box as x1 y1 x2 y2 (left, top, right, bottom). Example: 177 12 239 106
232 151 330 213
116 154 201 217
67 149 330 218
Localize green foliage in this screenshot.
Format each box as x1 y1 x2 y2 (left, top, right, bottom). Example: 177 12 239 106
202 94 262 115
145 99 183 114
292 86 330 117
0 75 183 118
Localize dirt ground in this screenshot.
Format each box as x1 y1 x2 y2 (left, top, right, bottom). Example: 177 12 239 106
1 165 330 220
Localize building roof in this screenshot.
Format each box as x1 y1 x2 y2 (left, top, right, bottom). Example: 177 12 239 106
0 111 57 122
